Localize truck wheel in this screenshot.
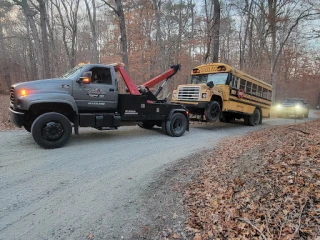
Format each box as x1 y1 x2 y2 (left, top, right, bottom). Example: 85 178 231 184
137 121 155 129
166 113 187 137
248 108 260 126
31 112 72 149
204 101 221 122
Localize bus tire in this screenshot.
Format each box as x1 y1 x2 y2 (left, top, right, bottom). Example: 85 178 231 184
31 112 72 149
204 101 221 122
248 108 260 126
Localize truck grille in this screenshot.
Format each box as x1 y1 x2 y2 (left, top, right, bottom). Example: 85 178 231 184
10 87 15 105
177 86 200 101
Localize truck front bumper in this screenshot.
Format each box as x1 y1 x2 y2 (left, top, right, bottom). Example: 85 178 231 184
171 101 208 109
9 108 25 127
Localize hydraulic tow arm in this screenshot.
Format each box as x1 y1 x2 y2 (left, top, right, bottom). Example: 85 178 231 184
114 63 181 97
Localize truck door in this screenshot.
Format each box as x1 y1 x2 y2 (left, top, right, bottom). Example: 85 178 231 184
73 66 118 111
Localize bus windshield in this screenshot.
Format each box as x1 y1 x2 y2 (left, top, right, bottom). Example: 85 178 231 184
191 73 228 85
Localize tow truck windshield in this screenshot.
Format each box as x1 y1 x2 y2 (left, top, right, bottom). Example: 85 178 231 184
61 65 85 79
191 73 228 85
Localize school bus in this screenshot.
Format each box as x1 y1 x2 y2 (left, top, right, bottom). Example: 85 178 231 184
171 63 272 125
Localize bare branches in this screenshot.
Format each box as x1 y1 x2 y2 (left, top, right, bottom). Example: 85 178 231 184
237 217 267 240
100 0 118 15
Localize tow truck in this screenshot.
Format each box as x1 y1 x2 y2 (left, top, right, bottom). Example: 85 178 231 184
9 63 189 149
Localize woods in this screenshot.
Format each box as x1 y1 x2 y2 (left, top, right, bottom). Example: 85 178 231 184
0 0 319 105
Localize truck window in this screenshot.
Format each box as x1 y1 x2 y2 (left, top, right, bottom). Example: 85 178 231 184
90 67 112 85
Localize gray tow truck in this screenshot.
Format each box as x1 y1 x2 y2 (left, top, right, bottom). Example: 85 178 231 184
9 63 189 149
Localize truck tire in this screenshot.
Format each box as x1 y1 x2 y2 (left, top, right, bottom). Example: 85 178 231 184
137 121 155 129
248 108 260 126
204 101 221 122
165 113 187 137
31 112 72 149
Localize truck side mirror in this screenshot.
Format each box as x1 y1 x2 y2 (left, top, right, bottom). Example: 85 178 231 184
77 71 92 84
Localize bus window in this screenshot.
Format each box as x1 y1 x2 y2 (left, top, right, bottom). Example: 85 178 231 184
257 86 262 97
262 88 268 99
252 84 257 96
230 75 238 88
235 77 239 88
268 90 272 100
240 79 246 90
246 82 252 93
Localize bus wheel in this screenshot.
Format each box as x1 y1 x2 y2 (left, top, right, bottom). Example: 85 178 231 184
205 101 221 122
248 108 260 126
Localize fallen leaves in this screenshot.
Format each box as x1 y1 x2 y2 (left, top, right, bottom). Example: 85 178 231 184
183 120 320 239
0 94 16 131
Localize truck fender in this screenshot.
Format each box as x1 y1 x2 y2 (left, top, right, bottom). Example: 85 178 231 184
24 94 79 135
24 93 79 114
167 109 189 131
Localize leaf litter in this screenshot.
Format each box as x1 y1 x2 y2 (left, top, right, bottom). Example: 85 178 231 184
183 120 320 239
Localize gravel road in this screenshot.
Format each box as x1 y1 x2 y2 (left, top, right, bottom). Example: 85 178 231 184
0 111 318 240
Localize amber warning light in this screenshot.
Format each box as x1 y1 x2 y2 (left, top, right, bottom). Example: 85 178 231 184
21 89 27 96
82 78 90 84
192 68 200 74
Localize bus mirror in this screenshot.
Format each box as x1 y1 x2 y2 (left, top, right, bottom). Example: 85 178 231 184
207 81 214 88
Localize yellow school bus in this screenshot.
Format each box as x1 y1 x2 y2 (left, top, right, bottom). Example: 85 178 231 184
171 63 272 125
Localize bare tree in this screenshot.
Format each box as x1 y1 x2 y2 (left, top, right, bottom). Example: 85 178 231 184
85 0 99 63
204 0 220 63
101 0 129 73
31 0 51 78
53 0 80 68
212 0 220 62
267 0 317 102
13 0 44 79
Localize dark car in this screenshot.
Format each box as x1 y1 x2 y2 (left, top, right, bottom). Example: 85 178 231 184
275 98 309 118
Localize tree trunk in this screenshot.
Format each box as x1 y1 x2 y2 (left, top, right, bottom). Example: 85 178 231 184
37 0 50 78
26 19 37 80
14 0 44 79
268 0 277 103
85 0 99 63
46 0 58 77
212 0 220 62
114 0 129 73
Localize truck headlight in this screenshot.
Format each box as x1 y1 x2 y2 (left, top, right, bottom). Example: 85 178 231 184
172 92 177 98
295 104 301 109
202 93 207 98
276 104 282 109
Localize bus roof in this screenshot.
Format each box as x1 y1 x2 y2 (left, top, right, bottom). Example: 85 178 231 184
192 63 272 88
